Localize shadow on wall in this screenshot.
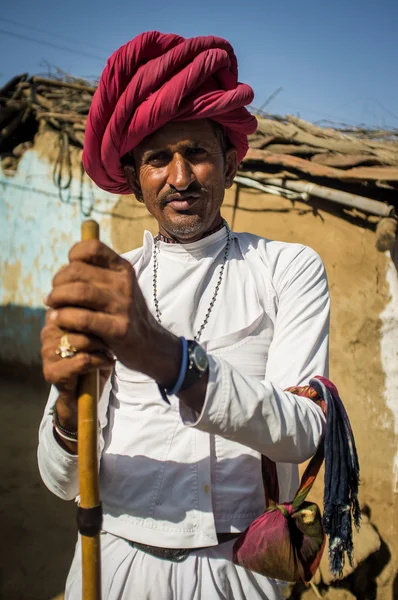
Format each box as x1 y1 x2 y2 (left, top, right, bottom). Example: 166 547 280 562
0 304 46 367
392 239 398 273
393 572 398 600
283 518 394 600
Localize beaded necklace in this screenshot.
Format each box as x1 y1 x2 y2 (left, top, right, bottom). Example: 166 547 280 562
152 221 231 342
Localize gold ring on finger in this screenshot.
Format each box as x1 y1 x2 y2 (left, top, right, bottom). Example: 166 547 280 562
55 334 78 359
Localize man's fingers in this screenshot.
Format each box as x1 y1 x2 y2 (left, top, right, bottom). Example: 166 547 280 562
42 330 112 361
48 307 128 341
46 282 118 313
43 351 114 386
41 321 115 392
68 240 130 272
52 261 115 288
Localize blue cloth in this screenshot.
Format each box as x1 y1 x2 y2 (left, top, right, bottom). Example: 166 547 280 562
310 377 360 576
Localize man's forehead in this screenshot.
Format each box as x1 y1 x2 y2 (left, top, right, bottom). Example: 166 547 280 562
136 119 217 153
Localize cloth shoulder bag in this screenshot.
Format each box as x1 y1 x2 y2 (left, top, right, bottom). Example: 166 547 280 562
232 376 360 583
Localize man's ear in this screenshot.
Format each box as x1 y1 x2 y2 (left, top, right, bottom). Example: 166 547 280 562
123 164 144 202
224 148 238 188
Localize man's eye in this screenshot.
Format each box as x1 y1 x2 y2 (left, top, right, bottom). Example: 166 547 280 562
187 147 206 157
148 153 168 164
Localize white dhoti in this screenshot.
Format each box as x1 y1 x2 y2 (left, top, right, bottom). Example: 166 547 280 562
65 533 285 600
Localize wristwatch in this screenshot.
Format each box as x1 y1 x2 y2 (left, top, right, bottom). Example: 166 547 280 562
159 339 209 402
179 340 209 392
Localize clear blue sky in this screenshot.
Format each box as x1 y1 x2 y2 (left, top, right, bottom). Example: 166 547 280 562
1 0 397 127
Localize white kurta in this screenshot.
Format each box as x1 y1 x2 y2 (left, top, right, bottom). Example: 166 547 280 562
38 227 330 599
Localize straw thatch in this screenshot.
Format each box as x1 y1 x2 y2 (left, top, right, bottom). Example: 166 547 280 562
1 73 397 230
242 115 398 191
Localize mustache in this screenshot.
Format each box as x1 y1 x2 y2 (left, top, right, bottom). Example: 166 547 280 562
158 183 207 205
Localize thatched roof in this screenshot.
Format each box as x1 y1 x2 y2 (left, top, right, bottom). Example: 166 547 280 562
238 115 398 234
248 115 398 175
0 73 95 166
1 73 397 234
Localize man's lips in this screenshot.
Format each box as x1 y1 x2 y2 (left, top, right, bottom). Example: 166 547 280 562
164 194 201 211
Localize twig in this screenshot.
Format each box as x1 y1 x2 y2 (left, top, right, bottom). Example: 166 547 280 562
309 581 324 599
31 76 96 94
37 112 87 123
259 86 283 112
0 73 28 96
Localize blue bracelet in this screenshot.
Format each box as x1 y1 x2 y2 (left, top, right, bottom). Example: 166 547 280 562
166 336 189 396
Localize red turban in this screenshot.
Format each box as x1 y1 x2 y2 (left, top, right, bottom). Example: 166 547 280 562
82 31 257 195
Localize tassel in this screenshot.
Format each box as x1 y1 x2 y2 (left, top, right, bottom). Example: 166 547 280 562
310 377 360 576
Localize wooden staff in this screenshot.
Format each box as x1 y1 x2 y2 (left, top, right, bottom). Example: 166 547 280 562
77 219 102 600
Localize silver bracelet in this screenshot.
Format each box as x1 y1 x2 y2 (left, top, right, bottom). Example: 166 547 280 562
53 422 78 444
50 402 78 439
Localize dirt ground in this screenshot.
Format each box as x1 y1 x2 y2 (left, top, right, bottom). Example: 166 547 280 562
0 375 76 600
1 188 397 599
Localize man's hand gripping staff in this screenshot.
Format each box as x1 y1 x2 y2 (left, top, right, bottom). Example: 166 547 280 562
41 227 184 430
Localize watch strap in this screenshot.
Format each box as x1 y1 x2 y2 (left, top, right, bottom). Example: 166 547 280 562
158 339 208 401
179 340 208 392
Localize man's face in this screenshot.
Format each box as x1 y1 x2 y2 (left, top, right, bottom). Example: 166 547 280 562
129 119 238 242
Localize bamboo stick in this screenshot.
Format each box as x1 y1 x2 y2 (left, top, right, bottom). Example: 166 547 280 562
37 112 87 123
264 178 395 217
31 76 96 94
78 219 101 600
0 73 28 96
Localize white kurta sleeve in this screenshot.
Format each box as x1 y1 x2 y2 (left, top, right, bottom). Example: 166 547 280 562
180 246 329 464
37 379 111 500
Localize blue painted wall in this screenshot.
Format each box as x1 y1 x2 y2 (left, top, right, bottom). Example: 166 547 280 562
0 146 119 365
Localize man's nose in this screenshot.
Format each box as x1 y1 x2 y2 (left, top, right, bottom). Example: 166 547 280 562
167 154 195 190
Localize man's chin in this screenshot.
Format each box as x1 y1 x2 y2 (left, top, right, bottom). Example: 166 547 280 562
161 214 208 242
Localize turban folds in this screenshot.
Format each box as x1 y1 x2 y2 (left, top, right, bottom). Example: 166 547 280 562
82 31 257 194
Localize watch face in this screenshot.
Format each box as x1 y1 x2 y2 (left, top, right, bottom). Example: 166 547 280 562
192 345 208 372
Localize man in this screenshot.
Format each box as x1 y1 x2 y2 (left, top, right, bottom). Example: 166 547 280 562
38 32 329 599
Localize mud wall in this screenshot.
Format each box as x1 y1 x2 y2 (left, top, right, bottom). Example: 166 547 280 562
110 187 398 598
